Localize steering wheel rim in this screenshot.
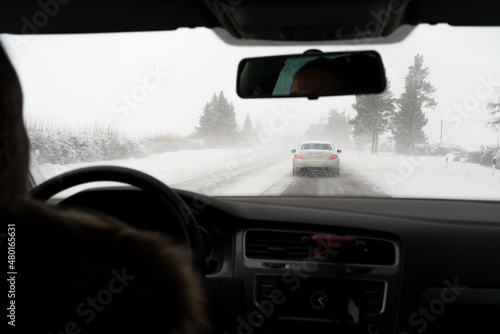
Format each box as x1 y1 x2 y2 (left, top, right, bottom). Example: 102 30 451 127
30 165 205 272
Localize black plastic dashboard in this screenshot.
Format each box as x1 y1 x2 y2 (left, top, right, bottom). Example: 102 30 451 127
55 187 500 334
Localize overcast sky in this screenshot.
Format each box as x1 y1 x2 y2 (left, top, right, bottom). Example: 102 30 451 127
2 24 500 150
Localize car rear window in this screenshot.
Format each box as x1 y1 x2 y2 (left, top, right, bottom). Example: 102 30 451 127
302 143 332 150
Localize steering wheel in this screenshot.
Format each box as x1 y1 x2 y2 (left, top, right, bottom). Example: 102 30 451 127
30 165 205 272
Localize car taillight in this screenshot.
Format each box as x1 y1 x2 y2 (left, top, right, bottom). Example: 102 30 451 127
329 155 337 160
295 154 303 159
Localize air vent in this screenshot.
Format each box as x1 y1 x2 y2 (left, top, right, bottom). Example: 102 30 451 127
245 230 396 266
245 230 310 260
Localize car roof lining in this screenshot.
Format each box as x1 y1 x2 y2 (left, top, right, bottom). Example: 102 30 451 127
1 0 500 42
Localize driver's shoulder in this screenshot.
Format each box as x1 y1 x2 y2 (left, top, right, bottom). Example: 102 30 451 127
5 199 141 248
8 198 209 334
3 198 187 271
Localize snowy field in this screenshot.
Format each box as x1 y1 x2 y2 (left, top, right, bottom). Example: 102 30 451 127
31 148 500 201
341 150 500 200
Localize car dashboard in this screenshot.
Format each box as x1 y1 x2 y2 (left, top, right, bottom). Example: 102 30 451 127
53 186 500 334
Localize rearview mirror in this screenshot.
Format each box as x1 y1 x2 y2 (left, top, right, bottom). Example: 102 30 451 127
237 51 386 99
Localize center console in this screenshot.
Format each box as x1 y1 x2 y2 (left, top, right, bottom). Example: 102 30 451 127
233 228 400 334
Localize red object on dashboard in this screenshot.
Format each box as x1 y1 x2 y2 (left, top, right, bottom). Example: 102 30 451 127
312 235 355 249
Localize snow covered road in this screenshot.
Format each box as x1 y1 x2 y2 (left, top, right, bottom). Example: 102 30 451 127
154 149 387 197
282 164 386 197
32 147 499 200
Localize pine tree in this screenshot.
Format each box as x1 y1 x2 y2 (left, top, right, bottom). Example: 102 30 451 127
324 109 351 148
486 87 500 131
242 113 253 137
196 93 218 143
393 54 437 153
196 91 238 147
350 81 395 154
216 91 238 145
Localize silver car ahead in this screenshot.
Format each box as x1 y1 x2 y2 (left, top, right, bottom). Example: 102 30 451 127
291 140 341 176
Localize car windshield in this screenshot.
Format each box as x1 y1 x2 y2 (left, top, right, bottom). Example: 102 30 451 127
2 24 500 200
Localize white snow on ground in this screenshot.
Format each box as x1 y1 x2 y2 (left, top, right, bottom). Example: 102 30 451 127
33 149 244 184
340 150 500 200
197 156 292 196
31 146 295 197
31 148 500 200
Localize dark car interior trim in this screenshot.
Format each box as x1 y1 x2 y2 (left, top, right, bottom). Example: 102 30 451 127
2 0 500 41
52 186 500 333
